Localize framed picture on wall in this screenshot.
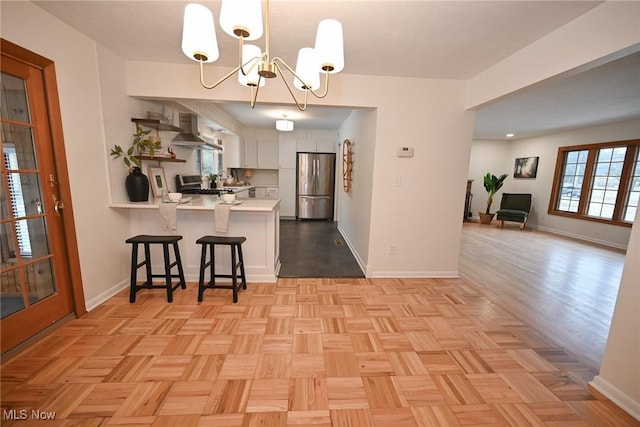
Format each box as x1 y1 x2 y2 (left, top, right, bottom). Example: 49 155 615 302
514 156 539 179
149 167 167 197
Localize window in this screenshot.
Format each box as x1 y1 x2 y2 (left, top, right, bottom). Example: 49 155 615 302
196 149 223 176
624 149 640 222
3 146 32 256
549 139 640 226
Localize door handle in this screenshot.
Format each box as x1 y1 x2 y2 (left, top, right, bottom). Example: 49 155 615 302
53 195 64 216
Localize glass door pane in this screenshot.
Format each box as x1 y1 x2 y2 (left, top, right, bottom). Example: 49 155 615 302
1 72 56 319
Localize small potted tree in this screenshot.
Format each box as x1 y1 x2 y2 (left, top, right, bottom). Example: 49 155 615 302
479 172 508 224
110 128 162 202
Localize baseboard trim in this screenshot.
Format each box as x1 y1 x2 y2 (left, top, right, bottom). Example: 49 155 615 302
336 224 366 276
369 270 460 279
590 375 640 421
532 225 627 251
85 280 128 311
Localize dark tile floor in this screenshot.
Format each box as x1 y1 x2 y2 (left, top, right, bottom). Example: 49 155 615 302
278 220 365 278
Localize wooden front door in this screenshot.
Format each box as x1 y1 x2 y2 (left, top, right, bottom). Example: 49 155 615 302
1 39 85 354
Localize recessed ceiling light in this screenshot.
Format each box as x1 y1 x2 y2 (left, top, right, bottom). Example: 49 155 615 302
506 133 515 138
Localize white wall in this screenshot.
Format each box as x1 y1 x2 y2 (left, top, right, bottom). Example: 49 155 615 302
466 1 640 109
127 63 475 277
467 140 512 216
591 208 640 420
1 2 130 308
469 119 638 249
336 109 377 272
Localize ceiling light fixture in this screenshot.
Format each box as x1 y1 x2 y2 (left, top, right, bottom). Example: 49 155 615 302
276 115 294 132
181 0 344 112
506 133 515 138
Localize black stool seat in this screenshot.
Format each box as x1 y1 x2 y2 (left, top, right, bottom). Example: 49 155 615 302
196 235 247 303
126 235 183 244
126 234 186 303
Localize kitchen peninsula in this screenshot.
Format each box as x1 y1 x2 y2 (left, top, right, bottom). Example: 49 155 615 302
111 197 280 282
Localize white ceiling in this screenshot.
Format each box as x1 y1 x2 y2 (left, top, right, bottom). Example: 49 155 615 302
32 0 640 139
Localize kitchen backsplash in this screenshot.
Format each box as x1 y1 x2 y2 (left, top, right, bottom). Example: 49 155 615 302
232 168 278 186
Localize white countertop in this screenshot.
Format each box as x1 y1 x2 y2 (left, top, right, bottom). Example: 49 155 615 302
110 196 279 212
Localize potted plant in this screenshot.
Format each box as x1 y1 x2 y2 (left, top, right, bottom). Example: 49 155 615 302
207 173 217 189
479 172 508 224
110 128 162 202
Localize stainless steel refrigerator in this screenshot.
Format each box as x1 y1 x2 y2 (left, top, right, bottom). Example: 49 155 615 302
296 152 336 220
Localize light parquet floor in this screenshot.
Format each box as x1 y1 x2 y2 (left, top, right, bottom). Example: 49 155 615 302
2 274 637 426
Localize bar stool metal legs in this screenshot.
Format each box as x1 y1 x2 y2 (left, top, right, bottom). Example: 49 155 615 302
196 236 247 303
126 235 186 303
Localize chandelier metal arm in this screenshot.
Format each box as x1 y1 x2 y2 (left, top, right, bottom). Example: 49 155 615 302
238 37 267 78
249 76 263 108
272 56 331 99
198 59 241 90
271 60 310 111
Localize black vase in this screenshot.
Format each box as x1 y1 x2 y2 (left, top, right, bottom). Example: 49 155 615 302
125 167 149 202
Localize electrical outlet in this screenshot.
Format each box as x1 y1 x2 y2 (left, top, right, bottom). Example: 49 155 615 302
389 244 396 255
393 176 402 187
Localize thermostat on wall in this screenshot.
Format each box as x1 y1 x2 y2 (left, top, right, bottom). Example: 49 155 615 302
396 147 414 158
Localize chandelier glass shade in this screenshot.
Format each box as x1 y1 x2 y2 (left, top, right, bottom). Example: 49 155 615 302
181 0 344 111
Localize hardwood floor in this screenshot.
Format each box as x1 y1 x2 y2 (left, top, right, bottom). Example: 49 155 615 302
459 222 626 371
1 224 636 426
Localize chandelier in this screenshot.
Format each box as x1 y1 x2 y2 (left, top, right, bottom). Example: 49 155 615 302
181 0 344 111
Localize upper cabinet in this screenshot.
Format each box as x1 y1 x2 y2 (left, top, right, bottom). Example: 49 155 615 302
296 132 336 153
244 139 258 168
223 135 244 169
243 135 279 169
237 129 277 170
257 138 279 169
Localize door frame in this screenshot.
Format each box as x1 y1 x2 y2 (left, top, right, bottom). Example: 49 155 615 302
1 39 86 330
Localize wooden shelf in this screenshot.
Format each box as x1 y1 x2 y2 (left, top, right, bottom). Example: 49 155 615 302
131 118 182 132
131 118 185 163
135 155 185 163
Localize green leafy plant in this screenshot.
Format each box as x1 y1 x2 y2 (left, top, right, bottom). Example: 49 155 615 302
483 172 508 214
110 128 162 170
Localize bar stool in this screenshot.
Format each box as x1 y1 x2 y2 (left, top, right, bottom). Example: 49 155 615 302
196 236 247 303
126 235 186 303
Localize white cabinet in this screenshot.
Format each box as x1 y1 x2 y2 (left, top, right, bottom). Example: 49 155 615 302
266 187 279 199
311 133 336 153
279 135 297 169
252 187 278 200
257 139 279 169
243 139 258 168
223 135 244 169
254 187 267 199
278 169 296 218
296 137 316 153
243 138 278 169
296 133 336 153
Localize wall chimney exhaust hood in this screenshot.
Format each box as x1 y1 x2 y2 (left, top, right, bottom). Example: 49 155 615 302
171 113 221 150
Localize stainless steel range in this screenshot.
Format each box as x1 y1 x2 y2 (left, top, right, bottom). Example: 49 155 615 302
175 174 221 195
